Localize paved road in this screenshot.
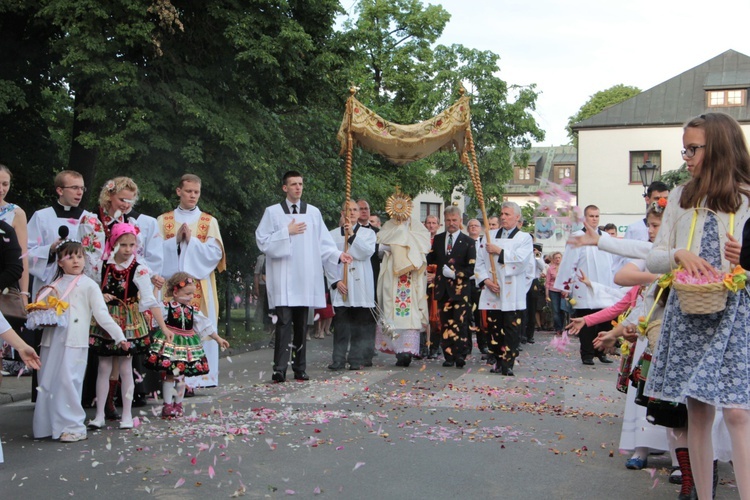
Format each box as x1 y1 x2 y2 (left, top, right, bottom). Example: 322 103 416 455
0 332 739 499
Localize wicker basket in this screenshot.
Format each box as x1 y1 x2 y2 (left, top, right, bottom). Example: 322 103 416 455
25 285 68 329
673 281 728 315
668 207 733 315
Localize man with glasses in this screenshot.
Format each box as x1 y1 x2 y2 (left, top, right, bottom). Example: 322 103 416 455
27 170 103 297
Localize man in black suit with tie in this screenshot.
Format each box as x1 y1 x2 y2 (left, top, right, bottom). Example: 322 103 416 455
427 206 475 368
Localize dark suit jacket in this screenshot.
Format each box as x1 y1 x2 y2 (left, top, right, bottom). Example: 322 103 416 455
427 231 475 303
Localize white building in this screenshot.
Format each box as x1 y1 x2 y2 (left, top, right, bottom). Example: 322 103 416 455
573 49 750 232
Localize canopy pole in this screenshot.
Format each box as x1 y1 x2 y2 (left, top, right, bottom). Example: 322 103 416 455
461 121 498 288
341 87 357 301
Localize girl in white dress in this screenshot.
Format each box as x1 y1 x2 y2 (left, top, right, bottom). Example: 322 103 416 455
32 241 128 442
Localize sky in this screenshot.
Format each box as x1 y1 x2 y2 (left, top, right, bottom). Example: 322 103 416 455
340 0 750 146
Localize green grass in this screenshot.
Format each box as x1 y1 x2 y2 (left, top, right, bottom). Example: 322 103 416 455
217 307 270 347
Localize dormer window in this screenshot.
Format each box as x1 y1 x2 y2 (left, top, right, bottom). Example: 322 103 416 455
706 89 746 107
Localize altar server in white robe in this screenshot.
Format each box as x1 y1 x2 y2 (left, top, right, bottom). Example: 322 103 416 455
554 205 623 365
474 202 533 376
158 174 225 388
27 170 104 297
255 170 351 383
326 201 376 370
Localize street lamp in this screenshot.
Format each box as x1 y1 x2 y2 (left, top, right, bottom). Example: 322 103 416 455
638 160 659 196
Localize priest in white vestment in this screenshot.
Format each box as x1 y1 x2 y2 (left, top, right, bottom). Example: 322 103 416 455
375 214 430 366
475 202 533 376
158 174 225 388
255 170 350 383
27 170 104 297
326 201 376 370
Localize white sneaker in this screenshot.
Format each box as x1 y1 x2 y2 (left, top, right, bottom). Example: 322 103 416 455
87 418 105 429
60 432 87 442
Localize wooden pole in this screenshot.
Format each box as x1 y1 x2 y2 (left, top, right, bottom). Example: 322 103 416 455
341 87 357 301
461 129 498 290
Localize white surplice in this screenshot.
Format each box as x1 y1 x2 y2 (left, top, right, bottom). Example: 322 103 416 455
554 230 623 310
159 206 224 388
327 224 376 308
474 229 533 311
27 205 99 297
256 202 341 309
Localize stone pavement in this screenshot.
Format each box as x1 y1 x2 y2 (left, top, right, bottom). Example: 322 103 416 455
0 331 740 499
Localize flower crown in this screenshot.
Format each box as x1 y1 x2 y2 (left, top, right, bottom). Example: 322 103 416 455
173 277 195 291
649 198 668 214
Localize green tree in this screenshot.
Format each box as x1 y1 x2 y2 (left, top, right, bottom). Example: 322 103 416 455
339 0 545 218
566 84 641 147
659 163 690 190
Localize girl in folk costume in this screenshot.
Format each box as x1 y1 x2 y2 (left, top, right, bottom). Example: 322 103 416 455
84 177 165 417
88 223 170 430
145 272 229 418
646 113 750 500
375 190 431 367
157 174 225 390
32 241 128 442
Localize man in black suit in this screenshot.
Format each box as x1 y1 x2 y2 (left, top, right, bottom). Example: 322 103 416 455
356 199 379 366
427 206 475 368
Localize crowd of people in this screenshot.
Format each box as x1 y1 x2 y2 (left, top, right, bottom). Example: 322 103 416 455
255 112 750 500
0 170 228 461
3 112 750 500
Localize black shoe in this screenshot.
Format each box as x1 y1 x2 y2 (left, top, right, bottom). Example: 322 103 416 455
132 394 148 408
348 365 362 370
184 387 196 398
520 339 527 344
713 459 719 499
503 368 514 377
669 466 683 485
442 360 454 367
395 353 412 367
363 362 373 367
328 364 344 371
427 351 438 360
272 371 286 383
455 358 466 368
582 359 595 366
293 371 309 381
518 346 523 352
479 347 490 355
598 355 614 364
105 406 121 421
490 367 503 374
527 338 535 344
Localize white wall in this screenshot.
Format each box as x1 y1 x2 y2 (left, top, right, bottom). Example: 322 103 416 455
413 188 466 232
577 126 684 216
578 124 750 221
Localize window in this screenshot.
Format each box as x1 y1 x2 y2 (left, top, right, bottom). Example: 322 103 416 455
555 165 574 181
629 151 662 184
707 89 746 107
420 202 441 222
514 166 536 184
